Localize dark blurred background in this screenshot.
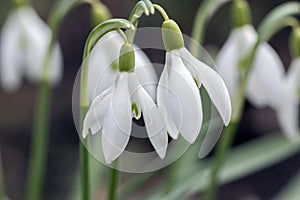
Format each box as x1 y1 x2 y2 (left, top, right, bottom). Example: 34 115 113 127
0 0 299 199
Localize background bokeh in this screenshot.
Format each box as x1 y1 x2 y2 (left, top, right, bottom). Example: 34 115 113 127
0 0 299 199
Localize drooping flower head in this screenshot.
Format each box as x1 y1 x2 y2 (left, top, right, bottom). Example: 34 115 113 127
83 32 168 164
158 19 232 144
216 0 299 138
0 5 63 91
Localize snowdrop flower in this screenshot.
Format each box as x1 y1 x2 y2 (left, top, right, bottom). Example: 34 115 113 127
157 19 232 143
88 31 157 101
216 25 285 108
0 6 63 91
216 0 299 138
83 41 168 164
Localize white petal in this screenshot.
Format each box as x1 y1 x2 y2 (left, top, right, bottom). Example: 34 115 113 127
179 48 232 125
129 73 168 158
275 80 299 140
167 52 203 143
102 74 132 164
287 58 300 88
88 31 121 101
48 43 63 86
157 63 179 139
215 31 240 98
246 42 285 107
215 25 258 99
82 88 112 138
0 9 24 91
8 7 62 87
276 101 299 140
134 47 158 101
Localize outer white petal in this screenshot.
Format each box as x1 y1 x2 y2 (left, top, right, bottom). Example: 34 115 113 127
179 48 232 125
87 31 121 101
134 47 158 101
215 30 240 98
215 25 257 99
0 9 24 91
82 88 112 138
287 58 300 88
102 74 132 164
167 52 203 143
157 63 179 139
129 73 168 159
246 42 285 107
275 80 299 140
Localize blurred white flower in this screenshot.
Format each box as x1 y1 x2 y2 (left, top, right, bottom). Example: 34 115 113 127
0 6 63 91
157 47 232 143
274 58 300 139
84 39 167 164
216 24 299 138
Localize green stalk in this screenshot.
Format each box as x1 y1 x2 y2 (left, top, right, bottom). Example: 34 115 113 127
25 79 51 200
203 122 239 200
190 0 231 57
108 168 118 200
79 19 134 200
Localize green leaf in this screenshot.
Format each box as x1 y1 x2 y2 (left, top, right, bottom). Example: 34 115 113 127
147 133 300 200
274 170 300 200
68 156 106 200
258 1 300 41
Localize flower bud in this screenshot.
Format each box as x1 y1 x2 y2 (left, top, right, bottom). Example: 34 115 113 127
119 43 135 72
231 0 251 28
12 0 27 8
290 26 300 58
91 2 112 26
162 20 184 51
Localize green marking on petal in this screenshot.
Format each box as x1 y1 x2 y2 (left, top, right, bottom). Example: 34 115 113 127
132 102 139 118
111 60 119 71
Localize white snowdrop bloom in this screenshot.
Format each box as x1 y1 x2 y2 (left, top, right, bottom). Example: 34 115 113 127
83 42 167 164
0 6 63 91
216 25 300 139
158 20 232 144
216 25 285 108
88 31 157 101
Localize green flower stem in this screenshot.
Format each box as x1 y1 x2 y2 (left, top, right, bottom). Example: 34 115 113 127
126 0 154 44
80 136 90 200
25 79 51 200
203 122 239 200
25 0 104 199
0 151 5 200
79 19 134 200
189 0 231 56
119 173 154 199
108 167 118 200
153 4 169 21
